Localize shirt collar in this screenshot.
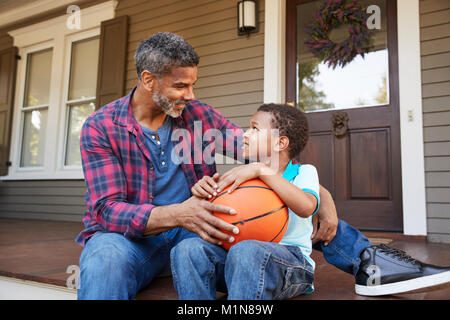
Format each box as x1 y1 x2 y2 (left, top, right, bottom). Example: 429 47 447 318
112 87 137 131
282 160 300 181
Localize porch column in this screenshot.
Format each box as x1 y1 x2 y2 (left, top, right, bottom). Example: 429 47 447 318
397 0 427 235
264 0 286 104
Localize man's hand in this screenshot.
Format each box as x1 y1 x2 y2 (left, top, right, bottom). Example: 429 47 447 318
175 196 240 245
311 185 338 246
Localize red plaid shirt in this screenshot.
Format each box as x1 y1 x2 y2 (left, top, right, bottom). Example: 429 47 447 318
75 88 244 246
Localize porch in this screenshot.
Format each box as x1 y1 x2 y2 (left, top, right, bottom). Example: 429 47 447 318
0 218 449 300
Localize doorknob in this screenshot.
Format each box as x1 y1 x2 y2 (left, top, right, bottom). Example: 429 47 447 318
331 111 349 138
286 101 295 107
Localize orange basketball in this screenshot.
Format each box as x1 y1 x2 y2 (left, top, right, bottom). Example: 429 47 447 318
210 178 289 251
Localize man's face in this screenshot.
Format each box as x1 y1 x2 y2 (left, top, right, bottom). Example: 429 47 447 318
152 66 198 118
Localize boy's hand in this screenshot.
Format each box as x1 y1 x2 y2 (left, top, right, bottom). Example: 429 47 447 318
191 173 220 199
217 163 271 194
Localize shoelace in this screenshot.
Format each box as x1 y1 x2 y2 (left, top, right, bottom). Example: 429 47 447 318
377 244 419 264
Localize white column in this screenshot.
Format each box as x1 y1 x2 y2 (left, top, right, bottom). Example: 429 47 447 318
264 0 286 104
397 0 427 235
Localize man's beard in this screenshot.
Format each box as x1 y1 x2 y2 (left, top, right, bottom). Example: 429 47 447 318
152 90 187 118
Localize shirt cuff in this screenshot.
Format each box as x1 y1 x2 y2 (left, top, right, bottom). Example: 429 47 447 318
301 188 320 216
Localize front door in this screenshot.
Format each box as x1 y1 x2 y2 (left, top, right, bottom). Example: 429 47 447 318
286 0 402 231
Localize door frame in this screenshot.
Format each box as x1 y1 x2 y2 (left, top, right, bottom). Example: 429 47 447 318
263 0 427 236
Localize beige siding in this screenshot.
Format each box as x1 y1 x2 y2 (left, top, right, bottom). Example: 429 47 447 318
0 0 264 221
0 180 87 222
117 0 265 131
420 0 450 243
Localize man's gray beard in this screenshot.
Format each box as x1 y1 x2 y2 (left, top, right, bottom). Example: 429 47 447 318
152 90 182 118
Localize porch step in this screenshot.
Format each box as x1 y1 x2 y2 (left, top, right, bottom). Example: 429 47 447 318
0 275 76 300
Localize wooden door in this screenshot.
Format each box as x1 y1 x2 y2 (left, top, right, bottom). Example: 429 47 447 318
286 0 402 231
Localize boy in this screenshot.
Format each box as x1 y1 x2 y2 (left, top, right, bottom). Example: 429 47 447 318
170 103 319 300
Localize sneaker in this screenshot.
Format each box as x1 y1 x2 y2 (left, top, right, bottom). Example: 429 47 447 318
355 244 450 296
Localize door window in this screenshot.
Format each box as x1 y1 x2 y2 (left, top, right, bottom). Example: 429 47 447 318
296 0 389 112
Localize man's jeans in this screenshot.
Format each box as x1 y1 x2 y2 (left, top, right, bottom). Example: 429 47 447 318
77 227 196 300
77 219 370 299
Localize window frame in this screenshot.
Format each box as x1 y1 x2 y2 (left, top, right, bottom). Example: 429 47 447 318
58 29 100 172
2 0 116 180
16 42 54 172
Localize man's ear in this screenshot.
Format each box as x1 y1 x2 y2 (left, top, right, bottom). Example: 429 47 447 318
140 70 157 92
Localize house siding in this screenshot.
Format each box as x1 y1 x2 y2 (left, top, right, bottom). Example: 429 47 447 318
0 180 87 222
420 0 450 243
0 0 264 222
117 0 265 130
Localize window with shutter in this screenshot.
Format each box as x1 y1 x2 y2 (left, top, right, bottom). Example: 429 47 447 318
2 1 118 180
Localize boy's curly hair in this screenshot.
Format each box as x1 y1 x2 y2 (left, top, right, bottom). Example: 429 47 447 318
257 103 309 159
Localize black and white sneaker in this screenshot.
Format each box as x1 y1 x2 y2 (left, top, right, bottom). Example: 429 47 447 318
355 244 450 296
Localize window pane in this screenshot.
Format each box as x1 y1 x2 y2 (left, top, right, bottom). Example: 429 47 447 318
68 37 100 100
21 109 48 167
65 102 96 166
296 0 389 112
24 49 53 107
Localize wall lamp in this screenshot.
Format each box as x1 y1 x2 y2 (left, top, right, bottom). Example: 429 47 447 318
237 0 258 36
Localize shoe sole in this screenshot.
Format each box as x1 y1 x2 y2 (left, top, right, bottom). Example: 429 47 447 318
355 270 450 296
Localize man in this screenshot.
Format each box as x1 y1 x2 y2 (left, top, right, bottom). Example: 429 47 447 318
76 32 449 299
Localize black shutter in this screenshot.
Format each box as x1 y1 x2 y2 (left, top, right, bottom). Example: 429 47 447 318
0 46 18 176
95 15 128 110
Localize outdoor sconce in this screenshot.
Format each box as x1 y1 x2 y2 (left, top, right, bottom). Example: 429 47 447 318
237 0 258 36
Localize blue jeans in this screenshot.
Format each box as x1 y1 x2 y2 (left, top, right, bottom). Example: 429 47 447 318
171 238 314 300
170 219 371 300
312 219 371 276
77 219 370 299
77 227 196 300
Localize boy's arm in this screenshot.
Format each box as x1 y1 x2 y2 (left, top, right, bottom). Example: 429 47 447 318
259 169 318 218
216 163 318 218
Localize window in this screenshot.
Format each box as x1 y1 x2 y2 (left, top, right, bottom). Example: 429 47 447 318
20 48 52 167
4 1 116 180
296 0 389 112
64 36 99 167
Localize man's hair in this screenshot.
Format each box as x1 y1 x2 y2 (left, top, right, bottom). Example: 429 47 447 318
257 103 309 159
134 32 200 79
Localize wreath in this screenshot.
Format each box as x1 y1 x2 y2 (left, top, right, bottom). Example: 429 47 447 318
304 0 372 69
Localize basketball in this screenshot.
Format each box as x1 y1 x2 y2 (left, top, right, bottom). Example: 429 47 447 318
210 178 289 251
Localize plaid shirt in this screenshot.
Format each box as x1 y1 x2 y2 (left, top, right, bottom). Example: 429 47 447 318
75 87 244 246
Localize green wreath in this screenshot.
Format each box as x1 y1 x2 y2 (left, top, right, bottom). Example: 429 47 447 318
304 0 372 69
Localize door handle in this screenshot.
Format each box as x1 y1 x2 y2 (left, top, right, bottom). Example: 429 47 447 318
286 101 295 107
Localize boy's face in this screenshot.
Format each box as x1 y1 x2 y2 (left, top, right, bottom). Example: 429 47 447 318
243 111 279 162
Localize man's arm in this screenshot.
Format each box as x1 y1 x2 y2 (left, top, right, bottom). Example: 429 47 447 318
311 185 338 246
81 118 153 239
144 196 239 245
81 117 238 244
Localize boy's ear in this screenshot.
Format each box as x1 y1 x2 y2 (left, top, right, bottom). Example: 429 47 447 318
275 136 289 152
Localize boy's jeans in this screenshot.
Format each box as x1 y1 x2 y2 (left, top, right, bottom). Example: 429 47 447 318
77 219 371 299
171 238 314 299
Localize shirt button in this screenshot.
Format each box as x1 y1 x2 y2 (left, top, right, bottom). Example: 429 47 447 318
162 161 166 166
150 166 154 171
149 194 154 199
152 135 155 139
161 151 164 155
157 141 161 145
